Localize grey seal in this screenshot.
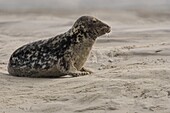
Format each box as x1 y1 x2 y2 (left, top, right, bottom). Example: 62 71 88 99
8 16 111 77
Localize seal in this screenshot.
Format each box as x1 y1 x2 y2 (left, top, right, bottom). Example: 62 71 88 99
8 16 111 77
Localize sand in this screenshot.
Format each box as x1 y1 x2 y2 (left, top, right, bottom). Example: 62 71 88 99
0 11 170 113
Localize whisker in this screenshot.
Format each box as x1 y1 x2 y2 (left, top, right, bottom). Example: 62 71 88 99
106 33 110 38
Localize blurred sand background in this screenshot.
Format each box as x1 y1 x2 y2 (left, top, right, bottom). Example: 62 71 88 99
0 0 170 113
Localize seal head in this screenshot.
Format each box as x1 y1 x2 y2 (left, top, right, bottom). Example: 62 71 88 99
72 16 111 39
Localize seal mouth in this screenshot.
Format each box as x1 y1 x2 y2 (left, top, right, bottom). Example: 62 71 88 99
102 26 111 34
106 26 111 33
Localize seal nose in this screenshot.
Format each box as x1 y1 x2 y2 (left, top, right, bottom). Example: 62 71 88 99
101 25 111 34
105 25 111 33
107 26 111 33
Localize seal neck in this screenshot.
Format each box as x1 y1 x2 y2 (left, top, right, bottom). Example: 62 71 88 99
66 28 97 41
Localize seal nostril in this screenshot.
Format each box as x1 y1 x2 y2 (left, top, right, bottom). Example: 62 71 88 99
106 26 111 33
108 27 111 33
101 26 111 33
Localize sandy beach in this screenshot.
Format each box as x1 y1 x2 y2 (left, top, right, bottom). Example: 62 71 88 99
0 3 170 113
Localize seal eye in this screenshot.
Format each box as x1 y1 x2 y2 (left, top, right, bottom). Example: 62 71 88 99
92 20 97 23
92 18 97 24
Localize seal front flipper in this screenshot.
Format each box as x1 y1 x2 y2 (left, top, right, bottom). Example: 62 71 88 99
80 67 93 74
61 60 90 77
67 71 90 77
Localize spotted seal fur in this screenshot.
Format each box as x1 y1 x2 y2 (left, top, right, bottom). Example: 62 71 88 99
8 16 111 77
